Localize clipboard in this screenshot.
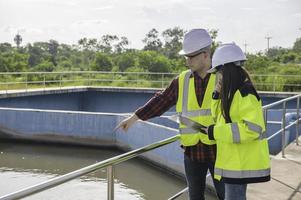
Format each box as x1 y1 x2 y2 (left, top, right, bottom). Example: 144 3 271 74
179 115 207 133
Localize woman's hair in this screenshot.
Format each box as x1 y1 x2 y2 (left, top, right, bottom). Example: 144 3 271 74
219 63 254 123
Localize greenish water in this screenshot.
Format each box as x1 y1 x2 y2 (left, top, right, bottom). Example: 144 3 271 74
0 141 215 200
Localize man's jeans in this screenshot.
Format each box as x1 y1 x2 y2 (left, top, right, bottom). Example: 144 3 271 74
184 156 225 200
225 183 247 200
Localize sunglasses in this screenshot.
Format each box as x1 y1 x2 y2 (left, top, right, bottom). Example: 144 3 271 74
184 51 207 59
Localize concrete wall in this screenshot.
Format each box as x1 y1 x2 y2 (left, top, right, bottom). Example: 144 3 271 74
0 107 184 175
2 87 298 113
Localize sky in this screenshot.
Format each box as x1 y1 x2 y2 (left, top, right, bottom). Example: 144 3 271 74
0 0 301 53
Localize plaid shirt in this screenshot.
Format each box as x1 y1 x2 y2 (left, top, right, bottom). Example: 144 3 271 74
135 72 216 162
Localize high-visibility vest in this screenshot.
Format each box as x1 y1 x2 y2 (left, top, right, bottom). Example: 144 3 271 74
176 70 216 146
211 89 271 180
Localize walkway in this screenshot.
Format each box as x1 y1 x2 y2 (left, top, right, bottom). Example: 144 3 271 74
248 138 301 200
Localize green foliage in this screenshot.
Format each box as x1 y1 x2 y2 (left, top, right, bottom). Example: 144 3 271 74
0 50 28 72
142 28 163 52
98 35 119 53
32 60 55 72
0 54 10 72
293 37 301 53
57 60 72 70
280 52 299 63
91 53 113 71
27 42 51 67
1 27 301 91
208 29 221 53
137 51 171 72
115 52 137 71
48 40 59 66
0 43 13 53
162 27 185 59
244 54 271 73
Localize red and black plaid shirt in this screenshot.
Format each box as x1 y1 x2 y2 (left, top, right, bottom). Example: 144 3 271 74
135 72 216 162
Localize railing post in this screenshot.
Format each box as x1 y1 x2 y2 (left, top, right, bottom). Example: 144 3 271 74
88 72 91 86
43 74 46 90
273 75 276 92
281 102 287 158
60 74 62 89
26 73 28 92
107 165 114 200
161 74 164 88
296 97 300 145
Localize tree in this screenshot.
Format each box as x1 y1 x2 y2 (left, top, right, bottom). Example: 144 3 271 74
280 52 298 63
142 28 163 52
48 40 59 66
0 54 10 72
114 36 129 53
162 27 185 59
98 35 119 53
208 29 221 53
87 38 98 51
33 60 55 72
116 52 136 71
14 33 22 48
137 51 171 72
266 47 287 62
27 42 50 67
293 37 301 53
10 52 28 71
78 38 88 50
91 52 113 71
244 53 271 73
0 43 13 53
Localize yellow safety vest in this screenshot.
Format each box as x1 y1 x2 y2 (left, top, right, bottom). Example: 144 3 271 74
176 70 216 146
211 89 271 180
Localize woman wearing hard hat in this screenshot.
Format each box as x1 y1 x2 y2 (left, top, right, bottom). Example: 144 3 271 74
201 43 271 200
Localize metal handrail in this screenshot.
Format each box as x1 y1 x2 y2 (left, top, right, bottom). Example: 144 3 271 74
1 71 301 92
262 94 301 110
0 135 179 200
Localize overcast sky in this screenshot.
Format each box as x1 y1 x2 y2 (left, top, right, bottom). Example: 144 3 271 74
1 0 301 53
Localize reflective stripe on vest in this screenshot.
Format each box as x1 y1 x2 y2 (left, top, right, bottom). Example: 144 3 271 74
181 71 191 113
244 120 263 134
231 123 241 144
179 109 212 118
215 167 270 178
231 121 267 143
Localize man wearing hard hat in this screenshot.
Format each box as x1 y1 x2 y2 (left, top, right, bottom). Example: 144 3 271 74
116 29 225 200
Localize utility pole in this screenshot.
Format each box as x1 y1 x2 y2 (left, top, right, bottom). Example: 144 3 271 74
265 34 272 52
243 41 248 54
14 32 22 48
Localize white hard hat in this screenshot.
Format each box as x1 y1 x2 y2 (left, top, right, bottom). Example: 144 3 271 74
178 29 212 56
208 43 247 73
